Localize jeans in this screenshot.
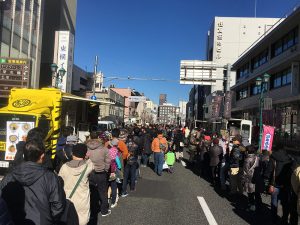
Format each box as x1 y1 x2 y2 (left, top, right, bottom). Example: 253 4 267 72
92 172 109 214
109 180 117 204
154 152 164 175
142 153 151 166
122 163 137 193
220 162 228 189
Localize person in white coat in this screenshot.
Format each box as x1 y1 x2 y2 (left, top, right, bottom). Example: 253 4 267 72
59 143 94 225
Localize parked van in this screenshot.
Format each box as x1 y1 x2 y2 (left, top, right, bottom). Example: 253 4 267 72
97 121 116 131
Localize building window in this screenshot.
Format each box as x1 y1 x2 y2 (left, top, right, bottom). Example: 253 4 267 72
271 27 298 58
270 68 292 89
251 49 268 70
237 88 248 100
237 62 250 80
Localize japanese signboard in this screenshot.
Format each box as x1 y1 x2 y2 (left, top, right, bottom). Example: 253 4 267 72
261 125 275 151
215 21 223 60
211 95 223 119
224 91 233 119
0 58 31 97
54 31 74 93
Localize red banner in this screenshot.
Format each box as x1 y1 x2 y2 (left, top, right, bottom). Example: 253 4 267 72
261 125 275 151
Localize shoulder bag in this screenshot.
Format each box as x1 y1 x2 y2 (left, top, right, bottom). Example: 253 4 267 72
69 164 88 199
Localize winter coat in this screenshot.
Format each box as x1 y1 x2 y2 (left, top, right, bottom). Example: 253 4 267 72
264 149 293 188
142 133 152 154
291 164 300 215
0 197 13 225
209 145 223 167
241 154 259 193
229 145 245 168
86 139 111 173
0 161 65 225
173 131 184 152
151 135 168 153
59 160 94 225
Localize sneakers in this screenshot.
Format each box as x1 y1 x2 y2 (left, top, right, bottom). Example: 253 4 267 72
101 210 111 217
111 203 117 208
121 192 128 197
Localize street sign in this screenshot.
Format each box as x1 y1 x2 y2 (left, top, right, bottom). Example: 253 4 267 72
0 58 31 98
90 95 97 100
128 96 146 102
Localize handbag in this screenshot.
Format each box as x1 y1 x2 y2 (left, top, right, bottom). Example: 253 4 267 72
268 160 276 194
69 164 88 199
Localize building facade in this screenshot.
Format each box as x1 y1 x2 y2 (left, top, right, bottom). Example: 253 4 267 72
0 0 44 89
158 104 179 125
39 0 77 89
231 7 300 143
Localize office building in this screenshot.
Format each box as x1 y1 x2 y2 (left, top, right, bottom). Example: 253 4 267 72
231 7 300 143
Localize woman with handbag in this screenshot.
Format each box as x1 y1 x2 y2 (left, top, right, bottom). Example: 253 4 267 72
59 144 94 225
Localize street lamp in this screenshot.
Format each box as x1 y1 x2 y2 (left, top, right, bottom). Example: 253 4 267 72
51 63 66 89
256 73 270 150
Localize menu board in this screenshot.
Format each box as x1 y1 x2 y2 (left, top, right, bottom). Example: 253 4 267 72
5 121 34 160
0 58 31 98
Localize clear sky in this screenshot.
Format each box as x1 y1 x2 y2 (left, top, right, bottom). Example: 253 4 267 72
74 0 300 105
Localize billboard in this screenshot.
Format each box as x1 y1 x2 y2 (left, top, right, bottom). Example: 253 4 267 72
223 91 233 119
0 58 31 97
128 96 146 102
180 60 217 85
54 31 75 93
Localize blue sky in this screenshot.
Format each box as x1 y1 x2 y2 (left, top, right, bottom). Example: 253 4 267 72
74 0 300 105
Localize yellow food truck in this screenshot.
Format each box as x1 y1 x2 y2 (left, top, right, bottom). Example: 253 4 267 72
0 88 112 172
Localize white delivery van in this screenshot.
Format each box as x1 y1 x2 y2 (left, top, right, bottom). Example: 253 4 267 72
97 121 116 131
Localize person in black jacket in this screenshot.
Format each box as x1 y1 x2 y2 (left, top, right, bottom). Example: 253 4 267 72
141 129 153 167
0 140 66 225
173 128 184 163
264 145 297 225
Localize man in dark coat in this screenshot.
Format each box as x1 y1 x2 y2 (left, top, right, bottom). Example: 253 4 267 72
0 140 65 225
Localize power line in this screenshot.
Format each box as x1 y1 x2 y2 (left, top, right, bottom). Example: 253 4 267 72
103 76 179 83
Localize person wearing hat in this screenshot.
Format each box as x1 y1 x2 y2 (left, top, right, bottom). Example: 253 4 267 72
229 135 245 195
59 143 94 225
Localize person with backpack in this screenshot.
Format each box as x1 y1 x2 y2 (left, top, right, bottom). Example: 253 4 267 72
241 145 261 212
264 145 297 224
173 128 185 163
59 143 94 225
86 132 111 217
0 140 65 225
152 130 168 176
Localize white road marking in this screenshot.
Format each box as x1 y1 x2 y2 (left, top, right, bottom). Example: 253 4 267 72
197 196 218 225
181 160 186 167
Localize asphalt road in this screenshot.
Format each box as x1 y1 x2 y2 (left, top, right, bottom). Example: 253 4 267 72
98 150 274 225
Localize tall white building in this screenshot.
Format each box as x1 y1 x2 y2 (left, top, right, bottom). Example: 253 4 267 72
178 100 187 126
207 17 281 91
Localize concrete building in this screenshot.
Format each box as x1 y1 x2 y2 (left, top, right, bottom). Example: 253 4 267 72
87 88 125 126
159 94 167 106
0 0 45 89
71 64 93 96
158 104 179 125
39 0 77 90
186 17 281 125
178 100 187 126
231 7 300 144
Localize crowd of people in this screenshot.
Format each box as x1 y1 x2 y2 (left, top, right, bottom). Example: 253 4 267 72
0 124 178 225
185 127 300 225
1 124 300 225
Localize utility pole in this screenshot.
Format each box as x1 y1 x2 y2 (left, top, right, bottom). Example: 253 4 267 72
92 56 98 97
254 0 257 18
